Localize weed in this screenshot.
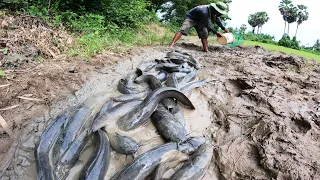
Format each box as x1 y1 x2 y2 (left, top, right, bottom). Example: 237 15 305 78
0 70 5 78
1 48 8 55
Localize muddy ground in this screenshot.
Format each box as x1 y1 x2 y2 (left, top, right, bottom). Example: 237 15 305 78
1 41 320 180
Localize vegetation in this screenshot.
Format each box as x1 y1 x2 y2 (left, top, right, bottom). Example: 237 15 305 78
295 5 309 37
243 40 320 62
248 11 269 34
278 0 309 36
242 0 316 56
157 0 232 24
278 35 300 50
0 0 318 61
0 70 5 78
0 0 179 58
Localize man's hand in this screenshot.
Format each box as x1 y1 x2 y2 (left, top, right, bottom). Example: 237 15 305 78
216 32 223 37
224 28 230 33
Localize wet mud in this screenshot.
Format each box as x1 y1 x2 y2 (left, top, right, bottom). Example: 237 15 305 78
1 44 320 180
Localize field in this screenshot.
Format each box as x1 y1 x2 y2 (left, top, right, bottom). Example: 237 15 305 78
243 40 320 62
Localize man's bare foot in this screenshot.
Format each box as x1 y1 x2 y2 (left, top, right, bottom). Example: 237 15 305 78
203 49 209 52
169 45 174 48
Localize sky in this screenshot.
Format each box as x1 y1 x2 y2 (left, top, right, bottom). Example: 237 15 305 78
226 0 320 46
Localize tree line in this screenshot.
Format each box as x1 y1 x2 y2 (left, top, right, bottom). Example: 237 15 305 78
0 0 232 30
247 0 309 38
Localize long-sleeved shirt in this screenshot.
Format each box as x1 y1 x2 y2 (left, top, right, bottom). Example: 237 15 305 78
185 5 226 34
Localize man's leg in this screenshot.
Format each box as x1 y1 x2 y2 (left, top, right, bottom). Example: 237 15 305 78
170 32 183 48
201 38 209 52
195 24 209 52
169 19 194 48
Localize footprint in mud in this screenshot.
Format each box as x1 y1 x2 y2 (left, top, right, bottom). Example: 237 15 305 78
291 113 312 134
225 78 254 97
229 78 254 90
263 55 303 71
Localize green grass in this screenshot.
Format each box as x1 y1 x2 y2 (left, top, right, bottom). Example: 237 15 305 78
70 23 174 59
0 70 5 78
243 40 320 62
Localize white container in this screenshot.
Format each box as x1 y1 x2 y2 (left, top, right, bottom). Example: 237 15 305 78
217 33 235 45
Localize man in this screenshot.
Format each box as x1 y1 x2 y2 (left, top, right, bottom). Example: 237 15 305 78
169 2 230 52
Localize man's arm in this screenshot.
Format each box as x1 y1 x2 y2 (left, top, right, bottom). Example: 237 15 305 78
204 18 218 35
215 16 229 33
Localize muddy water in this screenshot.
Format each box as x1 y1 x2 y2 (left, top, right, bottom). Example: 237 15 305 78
3 45 320 180
58 87 214 180
12 46 215 180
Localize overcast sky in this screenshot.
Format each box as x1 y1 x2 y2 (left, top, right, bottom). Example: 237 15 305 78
226 0 320 46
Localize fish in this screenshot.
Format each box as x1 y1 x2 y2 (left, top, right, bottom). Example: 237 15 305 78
108 132 139 155
156 72 167 82
151 105 187 143
175 72 189 80
170 142 213 180
117 72 149 94
134 74 162 90
179 71 197 86
110 143 178 180
180 79 208 94
136 60 157 74
111 137 203 180
79 130 111 180
59 105 92 155
116 87 195 131
94 99 114 119
178 136 206 155
166 73 179 89
35 115 67 180
156 66 192 74
171 105 186 127
91 100 142 132
152 155 189 180
167 50 201 69
112 91 149 102
55 130 90 179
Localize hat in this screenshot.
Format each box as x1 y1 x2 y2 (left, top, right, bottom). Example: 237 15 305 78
210 2 228 15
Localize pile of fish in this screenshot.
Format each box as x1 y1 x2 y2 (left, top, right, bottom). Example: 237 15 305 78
35 50 214 180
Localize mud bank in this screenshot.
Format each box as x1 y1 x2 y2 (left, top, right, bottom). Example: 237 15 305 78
1 44 320 180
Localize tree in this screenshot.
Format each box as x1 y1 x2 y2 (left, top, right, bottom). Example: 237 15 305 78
295 4 309 37
248 13 259 34
314 39 320 50
286 4 298 35
256 11 269 34
279 0 292 35
159 0 232 24
248 12 269 34
240 24 247 34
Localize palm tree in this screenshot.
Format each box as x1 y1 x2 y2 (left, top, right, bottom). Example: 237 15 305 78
279 0 292 35
314 39 320 50
295 5 309 37
256 12 269 34
286 4 298 35
248 14 259 34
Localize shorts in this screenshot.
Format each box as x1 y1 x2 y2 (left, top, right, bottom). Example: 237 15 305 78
179 19 208 39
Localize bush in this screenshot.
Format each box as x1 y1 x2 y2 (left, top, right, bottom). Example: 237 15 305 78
53 12 108 33
278 35 300 50
244 32 277 45
102 0 156 29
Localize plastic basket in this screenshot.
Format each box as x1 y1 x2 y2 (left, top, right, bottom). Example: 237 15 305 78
227 33 244 47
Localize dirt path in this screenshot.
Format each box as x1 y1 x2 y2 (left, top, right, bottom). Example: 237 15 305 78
1 42 320 179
